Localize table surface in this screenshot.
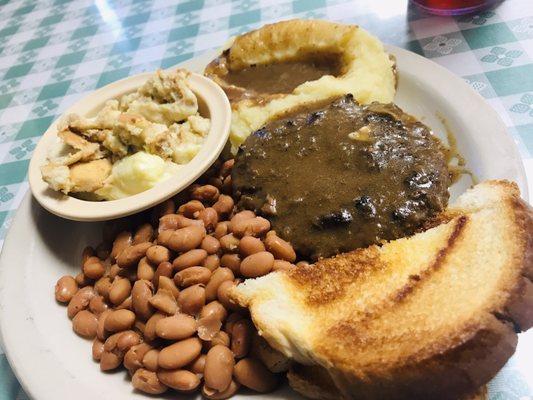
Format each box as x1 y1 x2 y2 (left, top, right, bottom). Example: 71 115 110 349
0 0 532 399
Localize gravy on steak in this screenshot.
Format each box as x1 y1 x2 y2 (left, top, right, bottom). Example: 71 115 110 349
232 95 451 260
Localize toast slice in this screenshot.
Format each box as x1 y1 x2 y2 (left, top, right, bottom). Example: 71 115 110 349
230 181 533 400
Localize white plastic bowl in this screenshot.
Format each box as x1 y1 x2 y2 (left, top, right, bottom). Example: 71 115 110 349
28 72 231 221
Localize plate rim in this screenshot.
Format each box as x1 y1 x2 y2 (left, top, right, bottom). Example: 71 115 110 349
0 45 528 400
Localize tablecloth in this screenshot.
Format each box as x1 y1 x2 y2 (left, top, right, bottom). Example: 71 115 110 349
0 0 532 398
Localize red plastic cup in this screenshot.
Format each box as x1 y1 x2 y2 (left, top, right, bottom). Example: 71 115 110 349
410 0 497 16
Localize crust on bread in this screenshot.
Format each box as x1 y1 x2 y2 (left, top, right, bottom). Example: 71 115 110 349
288 363 489 400
205 19 396 151
287 364 341 400
231 180 533 400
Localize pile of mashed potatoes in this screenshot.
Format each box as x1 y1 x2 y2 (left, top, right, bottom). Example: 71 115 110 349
41 69 210 200
205 20 396 152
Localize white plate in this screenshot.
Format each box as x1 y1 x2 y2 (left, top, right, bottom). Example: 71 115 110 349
0 46 528 400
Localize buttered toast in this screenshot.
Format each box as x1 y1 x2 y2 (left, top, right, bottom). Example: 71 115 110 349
230 180 533 400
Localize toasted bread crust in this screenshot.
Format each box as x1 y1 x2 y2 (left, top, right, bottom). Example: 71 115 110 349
504 197 533 331
328 316 517 400
287 364 341 400
231 181 533 400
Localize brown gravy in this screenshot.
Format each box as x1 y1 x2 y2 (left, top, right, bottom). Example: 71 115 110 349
232 96 451 260
205 53 342 102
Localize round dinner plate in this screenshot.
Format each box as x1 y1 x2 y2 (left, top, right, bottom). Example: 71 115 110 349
0 46 529 400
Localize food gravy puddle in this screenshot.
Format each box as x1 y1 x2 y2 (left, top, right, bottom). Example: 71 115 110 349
205 53 342 102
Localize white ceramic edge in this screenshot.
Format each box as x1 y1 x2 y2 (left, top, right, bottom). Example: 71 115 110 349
0 46 529 400
28 72 231 221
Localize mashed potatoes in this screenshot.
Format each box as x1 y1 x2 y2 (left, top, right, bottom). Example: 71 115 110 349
95 152 180 200
41 69 210 200
205 20 396 152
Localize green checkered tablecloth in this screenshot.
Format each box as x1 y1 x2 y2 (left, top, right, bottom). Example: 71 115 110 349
1 0 532 398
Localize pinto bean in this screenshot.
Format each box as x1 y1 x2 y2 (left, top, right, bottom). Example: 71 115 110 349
173 249 208 271
204 345 234 392
158 214 181 232
203 254 220 271
239 236 265 257
109 277 132 306
133 223 154 244
153 261 173 289
75 272 91 287
92 338 104 361
89 295 108 316
100 351 123 371
205 268 234 302
55 276 78 303
202 379 240 399
214 222 230 239
142 349 160 372
240 252 274 278
201 236 220 255
188 354 206 374
213 195 234 217
233 358 278 393
72 310 98 339
177 284 206 316
157 369 200 392
219 159 234 178
124 343 152 374
264 231 296 262
209 331 231 349
174 266 212 287
104 309 136 332
217 280 238 311
117 330 141 352
117 242 152 268
146 245 170 265
178 200 205 218
94 276 112 300
158 276 180 298
67 286 95 319
157 226 206 252
220 254 241 274
159 214 205 233
155 314 197 341
219 234 239 252
144 313 165 342
200 301 228 322
197 313 223 342
83 256 105 279
137 257 155 281
230 211 255 226
131 280 154 321
111 231 132 260
231 319 253 358
132 369 168 394
232 217 270 238
96 310 111 341
190 185 219 203
196 208 218 231
158 337 202 369
149 288 178 315
272 260 297 272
